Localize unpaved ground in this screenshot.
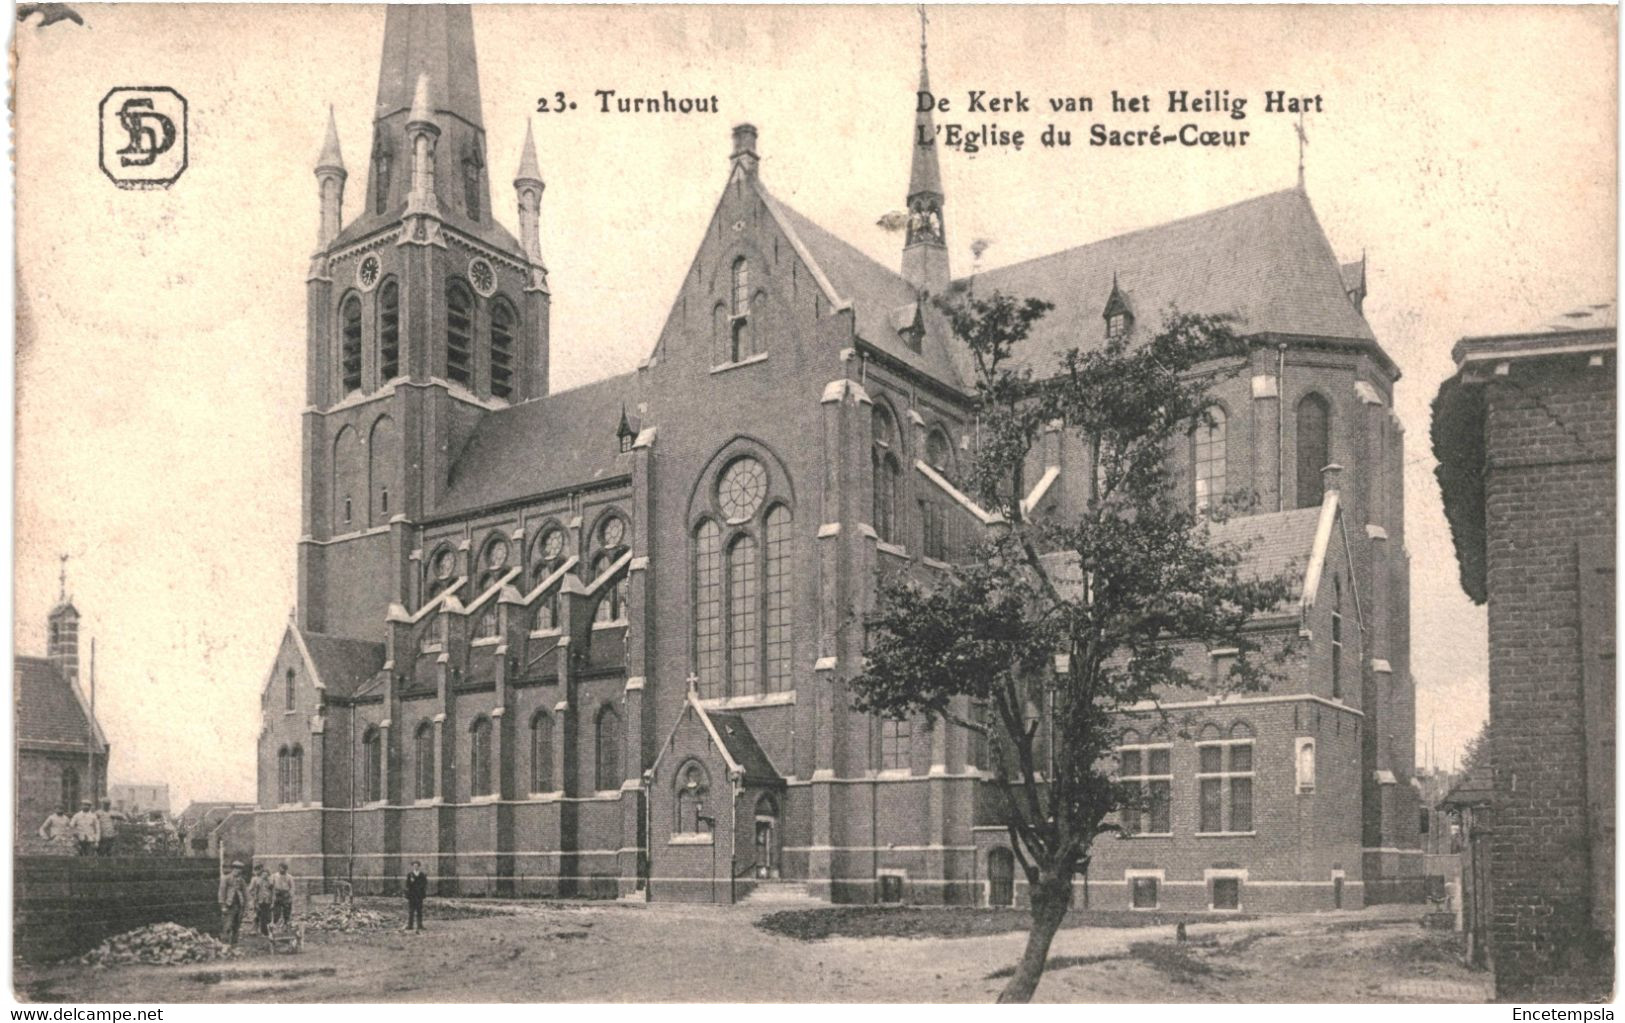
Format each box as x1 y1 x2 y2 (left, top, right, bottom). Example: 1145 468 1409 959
14 901 1491 1003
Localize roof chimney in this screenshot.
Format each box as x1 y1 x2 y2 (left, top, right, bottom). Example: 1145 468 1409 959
731 123 759 175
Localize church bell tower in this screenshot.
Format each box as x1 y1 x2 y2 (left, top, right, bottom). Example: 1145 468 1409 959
296 4 550 638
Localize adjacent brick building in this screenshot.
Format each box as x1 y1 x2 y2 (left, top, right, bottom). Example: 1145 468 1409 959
14 595 109 848
256 4 1421 911
1434 303 1615 997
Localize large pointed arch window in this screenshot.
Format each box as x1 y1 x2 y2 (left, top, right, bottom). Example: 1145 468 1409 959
340 295 363 394
489 299 516 400
378 281 400 381
1296 394 1331 508
413 721 435 801
727 258 756 362
1193 406 1228 514
530 712 553 794
446 282 474 387
469 717 493 798
595 706 622 792
727 534 760 696
872 405 901 544
691 454 795 700
362 727 383 803
693 520 724 698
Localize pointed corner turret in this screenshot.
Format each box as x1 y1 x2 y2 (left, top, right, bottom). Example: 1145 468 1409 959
515 119 543 190
902 6 948 296
317 105 346 175
314 104 347 250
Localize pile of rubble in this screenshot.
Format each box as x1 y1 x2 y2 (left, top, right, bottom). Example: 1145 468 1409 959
301 905 394 933
78 923 242 967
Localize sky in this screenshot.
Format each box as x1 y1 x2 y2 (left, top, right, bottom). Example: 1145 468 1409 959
12 4 1616 810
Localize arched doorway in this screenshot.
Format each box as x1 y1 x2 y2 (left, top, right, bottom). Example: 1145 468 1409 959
753 793 779 879
988 848 1015 907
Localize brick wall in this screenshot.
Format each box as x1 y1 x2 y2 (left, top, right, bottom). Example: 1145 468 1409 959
1482 357 1614 998
13 857 221 962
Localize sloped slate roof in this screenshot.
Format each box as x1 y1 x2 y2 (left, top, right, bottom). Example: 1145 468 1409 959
1042 505 1323 609
300 630 386 697
1440 763 1494 809
330 202 528 263
15 655 106 752
707 711 781 785
177 801 253 828
965 188 1376 375
1208 506 1325 601
438 373 638 517
762 189 968 390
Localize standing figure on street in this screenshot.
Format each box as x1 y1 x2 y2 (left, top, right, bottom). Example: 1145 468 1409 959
95 799 118 857
271 861 295 926
404 860 428 932
69 800 99 856
37 806 72 853
248 865 275 936
218 861 248 945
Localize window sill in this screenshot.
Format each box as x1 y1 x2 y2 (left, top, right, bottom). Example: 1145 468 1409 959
419 645 444 655
668 833 714 846
1195 831 1257 838
471 636 501 648
412 799 440 807
362 800 388 810
709 352 769 375
592 619 629 631
529 628 562 640
283 710 298 716
876 768 913 779
525 791 562 802
470 794 499 805
697 692 796 710
921 556 953 571
875 541 910 560
1119 833 1173 840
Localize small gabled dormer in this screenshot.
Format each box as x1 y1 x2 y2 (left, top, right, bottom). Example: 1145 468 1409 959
892 301 926 354
616 405 636 453
1104 274 1134 340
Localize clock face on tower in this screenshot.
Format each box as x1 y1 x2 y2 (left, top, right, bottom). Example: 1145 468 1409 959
468 256 496 297
357 254 381 290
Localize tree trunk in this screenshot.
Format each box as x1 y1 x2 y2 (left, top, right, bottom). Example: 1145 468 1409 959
997 872 1074 1003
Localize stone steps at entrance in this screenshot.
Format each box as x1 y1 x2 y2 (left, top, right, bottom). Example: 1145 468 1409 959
739 881 822 907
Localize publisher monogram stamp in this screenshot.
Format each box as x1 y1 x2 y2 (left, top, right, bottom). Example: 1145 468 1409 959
98 87 188 189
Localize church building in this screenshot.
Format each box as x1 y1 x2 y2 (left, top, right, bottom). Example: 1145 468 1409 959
255 4 1421 910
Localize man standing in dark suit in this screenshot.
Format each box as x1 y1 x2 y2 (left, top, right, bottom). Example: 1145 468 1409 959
404 861 428 932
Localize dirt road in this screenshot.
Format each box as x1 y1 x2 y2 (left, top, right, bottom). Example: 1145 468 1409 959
14 901 1491 1003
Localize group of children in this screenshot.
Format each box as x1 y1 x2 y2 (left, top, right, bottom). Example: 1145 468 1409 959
216 859 432 944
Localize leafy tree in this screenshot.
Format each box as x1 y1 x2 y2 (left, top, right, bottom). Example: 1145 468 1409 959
851 288 1296 1002
1460 721 1489 775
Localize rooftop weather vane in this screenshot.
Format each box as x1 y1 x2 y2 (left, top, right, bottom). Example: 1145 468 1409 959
1295 110 1309 189
919 3 928 60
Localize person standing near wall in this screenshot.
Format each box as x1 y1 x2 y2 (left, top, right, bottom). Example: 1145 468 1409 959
248 865 275 936
37 806 72 853
271 862 295 926
95 799 118 857
218 861 248 945
69 800 99 856
404 860 428 932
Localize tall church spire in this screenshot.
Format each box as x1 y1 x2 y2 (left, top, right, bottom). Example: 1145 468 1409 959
366 4 491 227
902 5 949 296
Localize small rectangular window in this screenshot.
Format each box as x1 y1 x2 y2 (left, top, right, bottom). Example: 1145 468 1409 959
878 875 904 903
1131 877 1159 909
1212 877 1241 911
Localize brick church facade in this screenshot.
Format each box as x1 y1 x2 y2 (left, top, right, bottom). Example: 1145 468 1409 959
255 4 1421 910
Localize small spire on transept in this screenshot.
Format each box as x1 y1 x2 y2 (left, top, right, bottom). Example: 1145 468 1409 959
902 4 949 296
316 105 345 174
